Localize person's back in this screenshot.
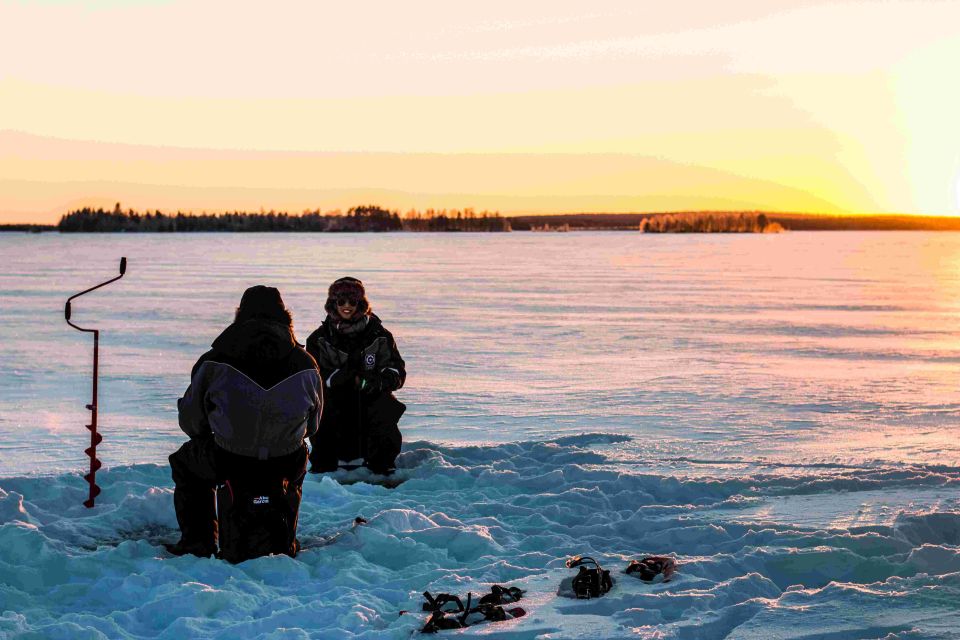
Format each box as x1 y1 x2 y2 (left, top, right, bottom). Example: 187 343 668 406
179 316 320 460
167 285 322 559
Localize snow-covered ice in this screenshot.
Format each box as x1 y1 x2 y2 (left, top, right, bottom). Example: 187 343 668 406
2 232 960 638
3 435 960 638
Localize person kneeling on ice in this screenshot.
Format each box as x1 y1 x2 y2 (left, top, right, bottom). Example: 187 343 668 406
166 286 322 560
305 277 406 475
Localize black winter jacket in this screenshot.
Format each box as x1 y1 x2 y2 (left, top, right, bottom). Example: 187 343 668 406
305 313 406 400
178 319 322 459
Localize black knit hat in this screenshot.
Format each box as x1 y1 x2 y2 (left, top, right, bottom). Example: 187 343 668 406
325 277 370 317
235 285 292 326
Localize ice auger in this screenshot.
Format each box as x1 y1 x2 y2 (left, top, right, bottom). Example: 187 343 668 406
64 257 127 508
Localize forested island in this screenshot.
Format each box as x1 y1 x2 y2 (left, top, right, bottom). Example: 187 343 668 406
4 206 960 233
639 212 782 233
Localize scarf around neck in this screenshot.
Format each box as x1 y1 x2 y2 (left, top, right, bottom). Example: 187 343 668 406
330 313 370 336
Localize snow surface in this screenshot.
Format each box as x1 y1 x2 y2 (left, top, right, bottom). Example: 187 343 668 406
3 435 960 638
3 232 960 638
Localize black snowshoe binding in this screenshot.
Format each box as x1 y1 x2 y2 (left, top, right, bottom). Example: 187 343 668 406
421 592 465 614
566 556 613 599
479 585 524 606
625 556 677 582
421 610 467 634
420 586 526 634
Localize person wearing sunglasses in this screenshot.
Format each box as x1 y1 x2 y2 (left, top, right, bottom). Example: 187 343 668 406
305 277 406 474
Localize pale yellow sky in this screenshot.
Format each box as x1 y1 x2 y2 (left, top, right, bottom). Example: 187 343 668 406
2 0 959 223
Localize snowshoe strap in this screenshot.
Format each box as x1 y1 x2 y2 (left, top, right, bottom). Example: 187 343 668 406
421 611 466 634
478 584 525 606
459 600 522 626
601 568 613 593
477 604 508 622
458 593 473 625
566 555 600 570
421 592 464 613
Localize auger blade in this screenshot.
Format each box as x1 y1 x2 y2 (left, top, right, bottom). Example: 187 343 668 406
83 484 102 508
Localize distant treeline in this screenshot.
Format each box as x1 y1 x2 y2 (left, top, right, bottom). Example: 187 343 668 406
396 208 511 232
56 204 511 232
765 213 960 231
640 212 782 233
509 213 646 230
509 212 960 232
0 224 54 232
510 211 783 232
7 208 960 233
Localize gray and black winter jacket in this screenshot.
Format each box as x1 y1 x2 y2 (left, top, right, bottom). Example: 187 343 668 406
305 313 405 398
178 319 322 459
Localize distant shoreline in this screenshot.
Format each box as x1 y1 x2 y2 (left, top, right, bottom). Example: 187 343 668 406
4 211 960 232
510 212 960 232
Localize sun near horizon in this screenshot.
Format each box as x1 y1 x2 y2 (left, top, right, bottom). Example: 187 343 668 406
2 1 960 225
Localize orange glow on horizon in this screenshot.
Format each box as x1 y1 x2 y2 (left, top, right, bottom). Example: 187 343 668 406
2 3 959 223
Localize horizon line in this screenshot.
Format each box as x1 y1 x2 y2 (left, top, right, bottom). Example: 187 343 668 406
7 207 959 226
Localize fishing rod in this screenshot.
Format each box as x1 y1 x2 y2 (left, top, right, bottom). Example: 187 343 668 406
64 257 127 508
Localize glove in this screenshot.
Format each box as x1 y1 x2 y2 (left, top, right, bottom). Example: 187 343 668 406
358 371 382 395
325 367 354 389
380 368 402 392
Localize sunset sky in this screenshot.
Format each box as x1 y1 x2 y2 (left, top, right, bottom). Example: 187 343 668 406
2 0 960 223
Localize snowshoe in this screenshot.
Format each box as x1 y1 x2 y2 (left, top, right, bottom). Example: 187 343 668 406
419 589 526 633
625 556 677 582
560 556 613 599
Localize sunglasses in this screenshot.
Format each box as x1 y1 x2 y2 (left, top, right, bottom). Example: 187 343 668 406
336 297 359 307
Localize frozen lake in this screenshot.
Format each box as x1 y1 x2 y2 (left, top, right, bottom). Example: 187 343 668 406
2 231 960 638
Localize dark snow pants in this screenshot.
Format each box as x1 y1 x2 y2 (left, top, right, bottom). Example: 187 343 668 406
309 391 405 473
169 436 307 554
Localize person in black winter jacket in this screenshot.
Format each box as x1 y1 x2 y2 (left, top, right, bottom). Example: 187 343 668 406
306 277 406 474
166 286 322 558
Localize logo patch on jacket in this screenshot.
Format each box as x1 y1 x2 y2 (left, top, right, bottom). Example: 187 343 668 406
252 495 270 505
364 354 376 369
